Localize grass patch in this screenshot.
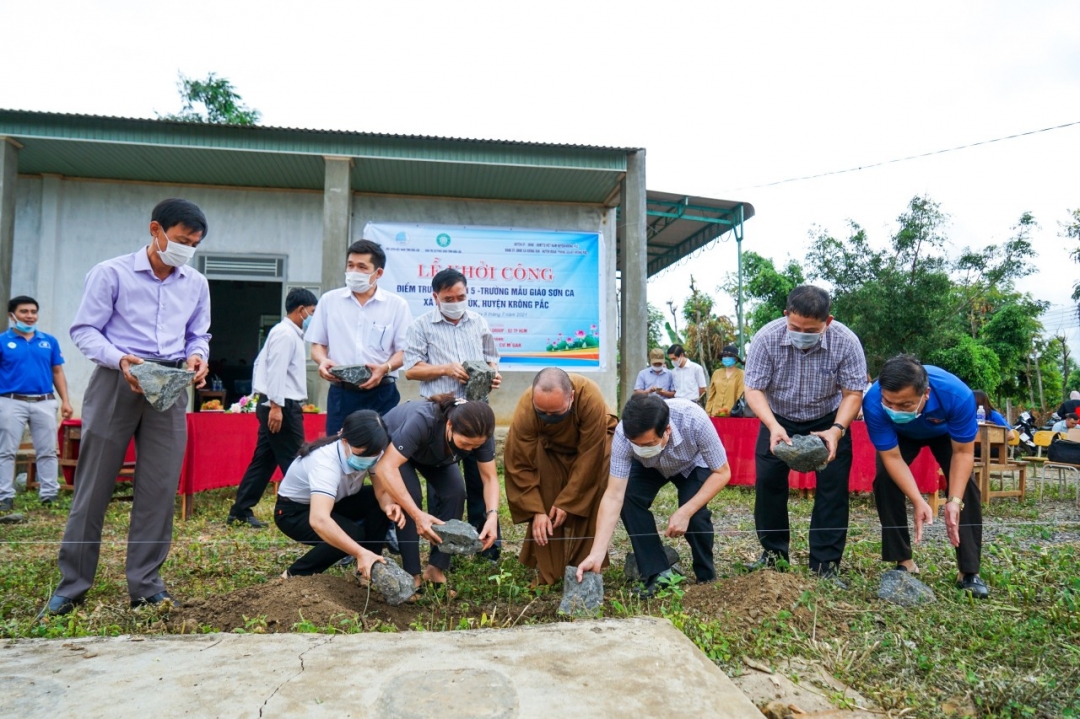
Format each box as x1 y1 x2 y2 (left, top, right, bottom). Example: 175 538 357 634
2 479 1079 716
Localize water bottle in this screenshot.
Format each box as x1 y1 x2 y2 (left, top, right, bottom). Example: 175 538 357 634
976 406 985 423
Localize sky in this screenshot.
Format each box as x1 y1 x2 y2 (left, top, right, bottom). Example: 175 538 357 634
3 1 1079 352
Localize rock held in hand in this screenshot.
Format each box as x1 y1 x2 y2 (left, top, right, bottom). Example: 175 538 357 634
329 365 373 388
624 546 682 584
130 363 194 412
877 569 936 607
773 434 830 472
432 519 482 556
559 566 603 617
463 360 496 402
370 559 417 606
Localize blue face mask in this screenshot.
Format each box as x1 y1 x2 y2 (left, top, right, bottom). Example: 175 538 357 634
882 395 925 424
347 454 378 472
721 357 736 367
302 312 313 331
9 315 34 333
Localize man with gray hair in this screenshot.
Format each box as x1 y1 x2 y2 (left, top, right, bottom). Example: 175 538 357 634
503 368 617 585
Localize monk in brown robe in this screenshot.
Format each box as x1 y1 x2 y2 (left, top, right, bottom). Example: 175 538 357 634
504 368 617 585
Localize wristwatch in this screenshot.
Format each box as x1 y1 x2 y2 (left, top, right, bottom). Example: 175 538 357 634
831 422 846 437
948 496 965 511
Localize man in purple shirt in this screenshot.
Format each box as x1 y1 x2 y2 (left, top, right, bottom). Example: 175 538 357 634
40 198 211 619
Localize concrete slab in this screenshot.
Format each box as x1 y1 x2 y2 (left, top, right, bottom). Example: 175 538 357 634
0 617 760 718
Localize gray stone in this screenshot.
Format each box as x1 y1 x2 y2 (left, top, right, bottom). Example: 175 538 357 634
433 519 482 556
329 364 372 387
370 559 417 606
0 513 27 524
877 569 936 607
559 566 603 617
624 546 682 584
773 434 830 472
463 360 496 402
129 363 194 412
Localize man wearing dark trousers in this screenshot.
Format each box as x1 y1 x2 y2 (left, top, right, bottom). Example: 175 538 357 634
306 239 412 434
863 355 988 598
41 198 211 618
227 288 318 528
577 394 731 597
743 285 867 582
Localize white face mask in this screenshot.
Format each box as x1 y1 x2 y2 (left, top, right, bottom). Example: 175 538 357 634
631 441 664 459
157 231 196 268
346 271 374 293
439 300 468 320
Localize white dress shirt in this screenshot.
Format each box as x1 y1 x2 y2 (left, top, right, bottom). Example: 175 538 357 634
278 441 372 504
253 318 308 405
671 358 708 401
304 286 412 373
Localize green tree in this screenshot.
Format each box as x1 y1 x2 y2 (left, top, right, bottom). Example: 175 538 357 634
159 72 261 125
681 277 736 374
1061 208 1080 301
723 251 804 337
647 303 666 350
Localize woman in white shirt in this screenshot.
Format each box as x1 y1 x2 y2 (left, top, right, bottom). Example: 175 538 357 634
274 409 404 579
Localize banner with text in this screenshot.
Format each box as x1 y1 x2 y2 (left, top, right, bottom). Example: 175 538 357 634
364 222 605 371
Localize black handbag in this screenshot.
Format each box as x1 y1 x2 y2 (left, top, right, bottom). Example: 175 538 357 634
730 395 754 418
1048 436 1080 465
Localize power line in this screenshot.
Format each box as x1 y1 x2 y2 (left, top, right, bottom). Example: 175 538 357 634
726 119 1080 191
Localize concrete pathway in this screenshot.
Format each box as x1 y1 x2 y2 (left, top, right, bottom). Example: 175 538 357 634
0 617 760 718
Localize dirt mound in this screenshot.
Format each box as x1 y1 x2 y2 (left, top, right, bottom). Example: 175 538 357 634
682 570 813 624
172 574 421 633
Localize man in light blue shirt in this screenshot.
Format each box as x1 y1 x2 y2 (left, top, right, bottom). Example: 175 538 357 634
633 348 675 399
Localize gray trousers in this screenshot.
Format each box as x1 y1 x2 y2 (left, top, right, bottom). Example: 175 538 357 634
0 395 59 500
57 367 187 600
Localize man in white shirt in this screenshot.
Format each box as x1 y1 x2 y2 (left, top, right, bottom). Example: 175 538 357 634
667 344 707 402
228 288 318 528
306 240 413 433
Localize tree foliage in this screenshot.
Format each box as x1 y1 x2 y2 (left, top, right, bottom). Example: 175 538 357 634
159 72 261 125
724 251 804 337
681 277 736 374
1062 208 1080 301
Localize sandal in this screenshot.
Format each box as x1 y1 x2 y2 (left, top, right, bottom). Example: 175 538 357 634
894 563 920 575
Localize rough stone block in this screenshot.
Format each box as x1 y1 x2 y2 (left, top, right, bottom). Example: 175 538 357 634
329 364 372 387
432 519 482 556
0 513 28 524
877 569 936 607
773 434 830 472
463 360 496 402
624 546 682 584
130 363 194 412
559 566 603 617
370 559 417 606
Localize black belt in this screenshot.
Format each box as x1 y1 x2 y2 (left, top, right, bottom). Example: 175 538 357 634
1 392 55 402
254 394 304 405
141 358 187 369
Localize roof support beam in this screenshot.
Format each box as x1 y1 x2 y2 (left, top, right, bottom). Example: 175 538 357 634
0 138 18 307
619 150 648 410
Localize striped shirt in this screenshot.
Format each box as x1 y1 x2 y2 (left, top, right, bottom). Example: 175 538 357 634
402 309 499 398
743 317 867 422
610 399 728 480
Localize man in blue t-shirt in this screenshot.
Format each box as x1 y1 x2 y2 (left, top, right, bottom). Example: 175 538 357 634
0 296 74 510
863 354 987 598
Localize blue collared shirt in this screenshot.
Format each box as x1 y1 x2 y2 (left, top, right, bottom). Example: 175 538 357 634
863 365 979 450
0 328 64 394
634 366 675 393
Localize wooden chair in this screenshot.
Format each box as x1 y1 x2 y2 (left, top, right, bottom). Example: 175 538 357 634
16 441 38 490
57 423 136 497
1025 431 1063 499
974 424 1026 504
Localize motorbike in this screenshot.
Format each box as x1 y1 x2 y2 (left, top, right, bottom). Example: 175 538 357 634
1011 411 1039 456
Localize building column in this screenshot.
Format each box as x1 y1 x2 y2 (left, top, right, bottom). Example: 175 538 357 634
0 138 19 307
34 174 62 330
320 156 353 293
618 150 648 410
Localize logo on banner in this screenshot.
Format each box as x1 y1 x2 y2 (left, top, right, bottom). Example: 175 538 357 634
436 233 451 248
395 231 408 244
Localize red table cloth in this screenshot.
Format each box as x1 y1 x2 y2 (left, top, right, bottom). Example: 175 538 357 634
58 419 136 484
180 412 326 494
710 417 942 493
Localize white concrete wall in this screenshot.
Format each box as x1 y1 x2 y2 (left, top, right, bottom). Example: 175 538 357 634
12 177 323 414
343 193 619 423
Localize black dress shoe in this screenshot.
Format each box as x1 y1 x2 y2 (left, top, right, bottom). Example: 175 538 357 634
131 591 181 609
634 568 682 599
957 573 989 599
227 514 267 528
37 594 84 620
742 551 788 573
814 564 848 590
